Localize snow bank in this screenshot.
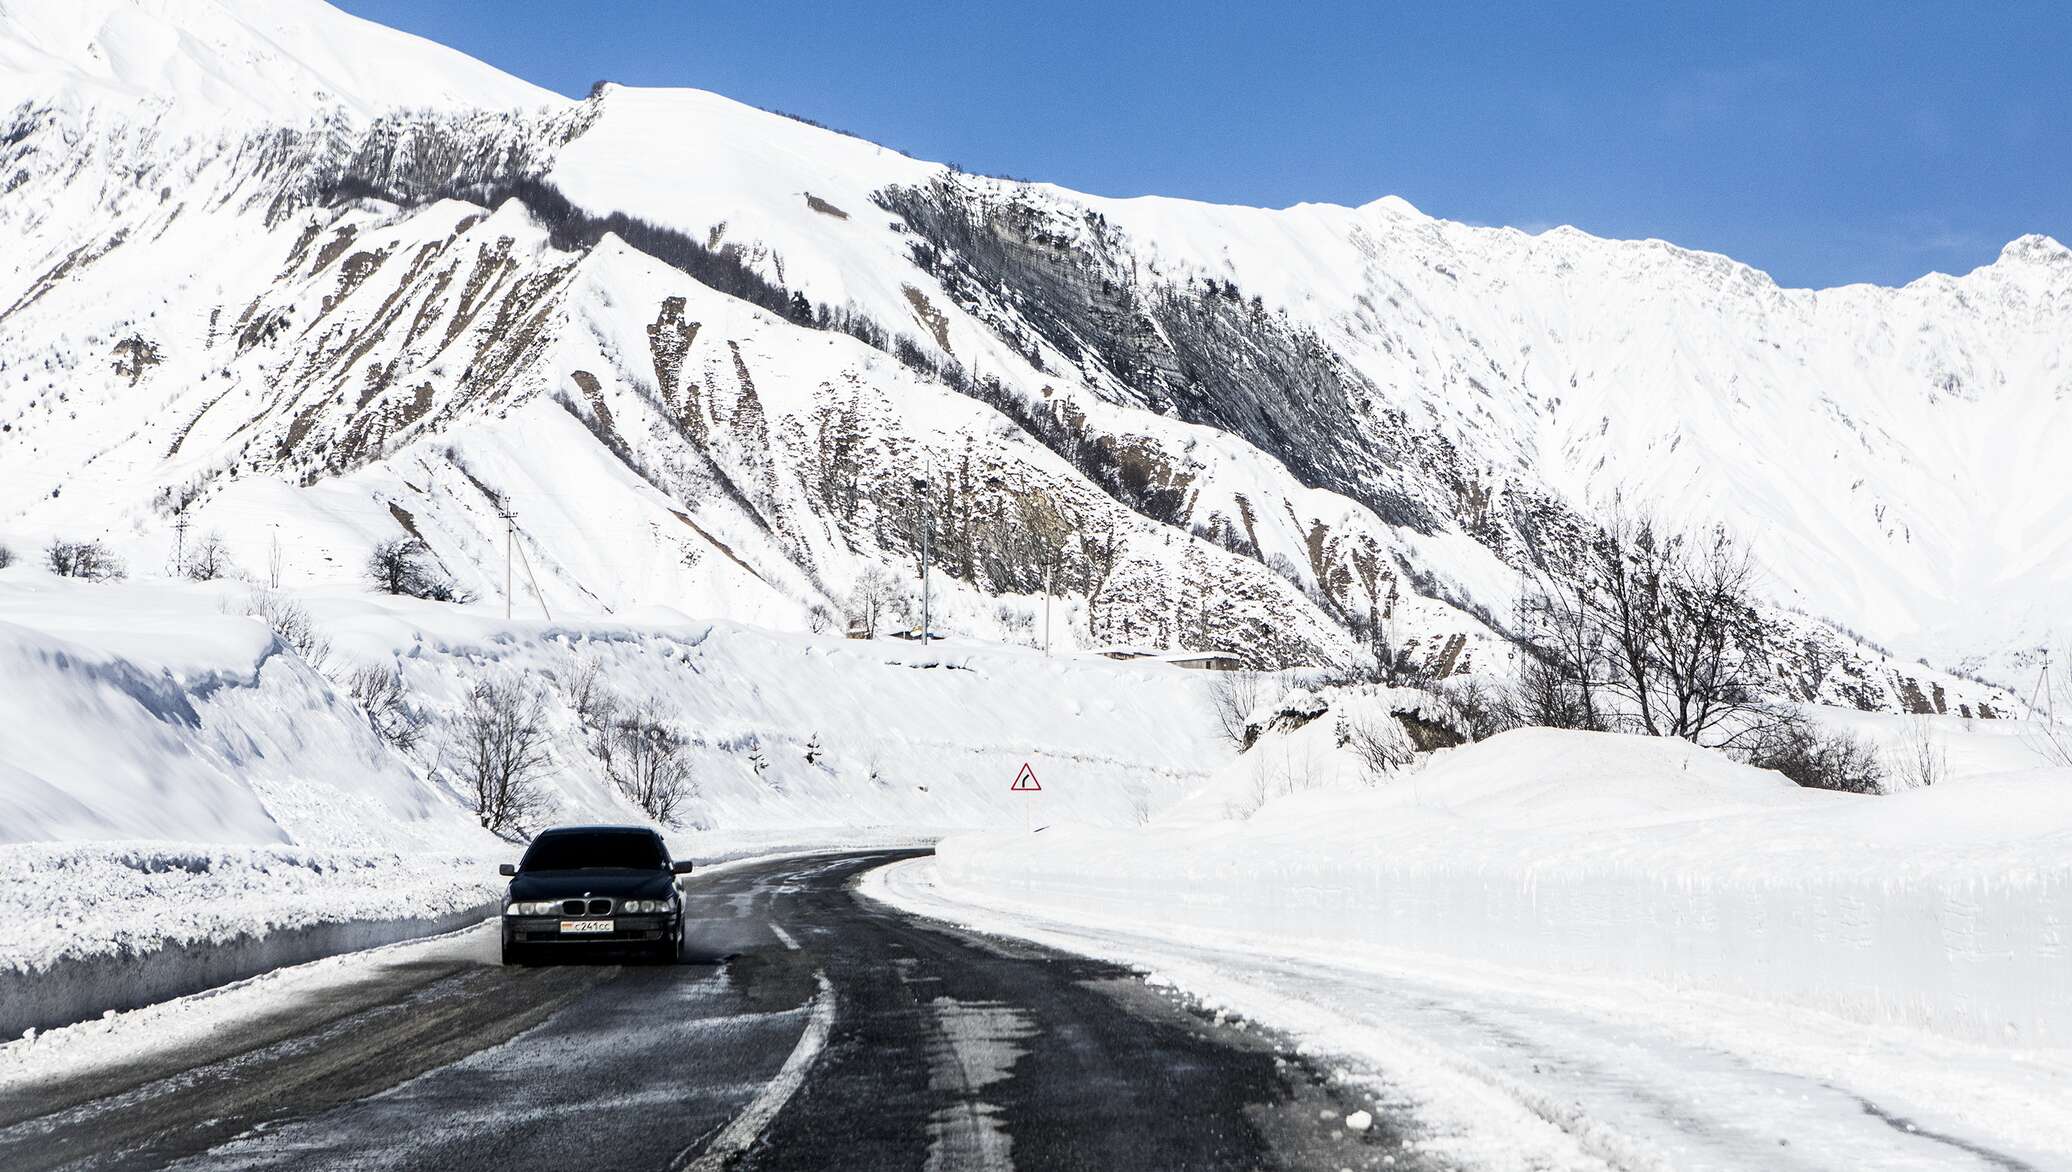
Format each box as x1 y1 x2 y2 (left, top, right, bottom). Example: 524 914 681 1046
0 843 494 1038
936 726 2072 1048
0 577 490 850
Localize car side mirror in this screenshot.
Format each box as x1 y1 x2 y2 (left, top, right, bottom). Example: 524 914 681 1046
498 864 517 877
671 861 695 875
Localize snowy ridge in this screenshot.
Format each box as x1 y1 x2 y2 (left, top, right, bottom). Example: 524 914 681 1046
0 0 560 121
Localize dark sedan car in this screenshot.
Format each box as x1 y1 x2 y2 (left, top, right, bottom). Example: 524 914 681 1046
499 825 694 965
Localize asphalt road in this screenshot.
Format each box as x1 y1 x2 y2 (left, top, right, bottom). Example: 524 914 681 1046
0 851 1410 1172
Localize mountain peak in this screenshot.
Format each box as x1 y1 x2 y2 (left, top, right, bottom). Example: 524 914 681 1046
1998 233 2070 267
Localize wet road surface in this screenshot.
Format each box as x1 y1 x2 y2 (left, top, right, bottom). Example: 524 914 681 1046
0 851 1410 1171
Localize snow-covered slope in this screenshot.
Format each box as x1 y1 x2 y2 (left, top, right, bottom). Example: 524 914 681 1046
0 0 2055 707
0 571 1224 849
0 0 558 120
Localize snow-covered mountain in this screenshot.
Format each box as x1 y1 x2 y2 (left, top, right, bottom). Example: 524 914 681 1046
2 0 2059 711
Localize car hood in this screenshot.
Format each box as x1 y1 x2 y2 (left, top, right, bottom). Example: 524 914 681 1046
506 869 677 901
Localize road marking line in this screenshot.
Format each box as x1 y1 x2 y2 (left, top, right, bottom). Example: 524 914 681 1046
680 972 834 1172
769 922 801 951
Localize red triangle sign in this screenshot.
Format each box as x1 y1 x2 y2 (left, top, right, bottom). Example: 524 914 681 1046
1010 762 1042 792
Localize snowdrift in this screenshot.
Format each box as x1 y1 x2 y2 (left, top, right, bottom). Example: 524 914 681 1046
936 726 2072 1048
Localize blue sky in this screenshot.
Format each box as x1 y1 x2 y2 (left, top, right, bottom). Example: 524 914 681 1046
333 1 2068 289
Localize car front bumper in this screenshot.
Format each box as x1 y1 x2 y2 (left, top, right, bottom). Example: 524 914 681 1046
503 915 679 947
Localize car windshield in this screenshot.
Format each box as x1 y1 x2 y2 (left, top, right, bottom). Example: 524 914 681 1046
520 831 665 871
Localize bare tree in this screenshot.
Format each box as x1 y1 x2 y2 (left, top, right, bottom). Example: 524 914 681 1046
1890 713 1947 790
1519 503 1784 748
844 564 902 638
366 538 422 594
46 538 126 581
241 588 331 671
1504 651 1603 732
180 531 237 581
365 537 475 603
345 662 422 752
0 543 15 569
606 701 696 826
448 677 554 837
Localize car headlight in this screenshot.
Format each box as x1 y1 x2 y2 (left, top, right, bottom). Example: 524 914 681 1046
625 899 675 914
506 900 560 916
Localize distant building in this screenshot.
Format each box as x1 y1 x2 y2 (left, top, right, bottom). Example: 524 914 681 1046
1091 646 1247 672
1161 651 1247 672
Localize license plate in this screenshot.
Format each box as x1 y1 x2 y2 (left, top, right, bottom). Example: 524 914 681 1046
559 919 613 934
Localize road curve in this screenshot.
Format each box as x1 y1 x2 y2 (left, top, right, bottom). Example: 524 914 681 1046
0 851 1404 1171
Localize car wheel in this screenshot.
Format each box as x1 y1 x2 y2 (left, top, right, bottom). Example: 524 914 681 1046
501 942 528 967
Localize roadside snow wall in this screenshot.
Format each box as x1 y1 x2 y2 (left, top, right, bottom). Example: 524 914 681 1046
937 725 2072 1048
0 845 495 1039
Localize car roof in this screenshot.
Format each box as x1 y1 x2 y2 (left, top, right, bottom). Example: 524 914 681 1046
532 825 659 837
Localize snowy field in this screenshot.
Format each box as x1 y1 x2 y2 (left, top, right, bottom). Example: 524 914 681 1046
891 706 2072 1169
932 725 2072 1046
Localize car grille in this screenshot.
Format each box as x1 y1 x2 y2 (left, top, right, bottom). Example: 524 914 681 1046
559 898 614 916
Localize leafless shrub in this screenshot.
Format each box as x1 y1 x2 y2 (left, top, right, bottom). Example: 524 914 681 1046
1341 711 1415 783
345 662 422 752
806 603 835 634
0 543 15 569
1329 613 1432 689
446 676 554 837
605 701 696 827
1125 783 1153 826
1209 669 1267 748
1741 719 1886 794
560 656 614 727
242 588 331 671
1890 713 1948 790
1436 676 1517 742
46 538 126 581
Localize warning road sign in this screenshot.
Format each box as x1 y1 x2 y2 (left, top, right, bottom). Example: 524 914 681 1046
1010 763 1042 792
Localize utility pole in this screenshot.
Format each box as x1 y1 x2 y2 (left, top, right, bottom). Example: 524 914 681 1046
911 470 935 644
918 494 931 644
268 525 282 590
1042 556 1052 656
499 507 515 621
172 514 190 572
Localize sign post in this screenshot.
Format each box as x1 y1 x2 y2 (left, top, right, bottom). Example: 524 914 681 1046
1010 762 1041 832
